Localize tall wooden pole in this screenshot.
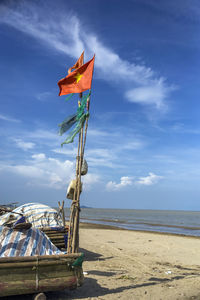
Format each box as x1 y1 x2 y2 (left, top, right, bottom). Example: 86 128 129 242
67 95 84 253
67 95 90 253
71 125 84 253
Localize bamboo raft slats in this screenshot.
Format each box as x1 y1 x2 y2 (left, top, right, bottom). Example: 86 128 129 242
0 253 84 297
41 227 69 249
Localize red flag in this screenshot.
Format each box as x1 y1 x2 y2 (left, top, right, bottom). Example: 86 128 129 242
68 51 84 74
58 56 95 96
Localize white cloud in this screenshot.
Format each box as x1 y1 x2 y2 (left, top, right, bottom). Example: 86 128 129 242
106 176 133 191
13 138 35 151
82 173 101 191
0 1 174 110
0 153 100 190
0 114 20 123
136 172 163 186
106 172 163 190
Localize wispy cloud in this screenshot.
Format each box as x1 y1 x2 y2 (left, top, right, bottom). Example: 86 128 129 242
0 114 21 123
0 1 174 110
87 129 110 137
52 125 146 169
36 91 53 101
52 147 76 157
125 80 175 109
13 138 35 151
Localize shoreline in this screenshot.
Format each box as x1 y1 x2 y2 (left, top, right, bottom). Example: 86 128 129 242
81 217 200 230
80 221 200 239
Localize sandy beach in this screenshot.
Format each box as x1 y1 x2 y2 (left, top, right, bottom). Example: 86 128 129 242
3 223 200 300
48 223 200 300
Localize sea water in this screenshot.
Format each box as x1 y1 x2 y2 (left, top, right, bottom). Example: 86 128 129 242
65 208 200 237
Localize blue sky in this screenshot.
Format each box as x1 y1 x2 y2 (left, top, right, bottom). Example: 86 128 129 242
0 0 200 210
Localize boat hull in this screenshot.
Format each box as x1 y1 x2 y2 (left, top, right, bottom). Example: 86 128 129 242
0 253 84 297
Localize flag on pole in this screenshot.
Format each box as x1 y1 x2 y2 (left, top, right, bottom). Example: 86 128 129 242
58 55 95 96
68 51 84 74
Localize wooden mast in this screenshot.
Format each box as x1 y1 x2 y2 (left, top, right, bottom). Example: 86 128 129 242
67 96 91 253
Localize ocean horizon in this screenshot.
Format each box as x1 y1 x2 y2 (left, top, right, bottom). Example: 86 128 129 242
64 207 200 237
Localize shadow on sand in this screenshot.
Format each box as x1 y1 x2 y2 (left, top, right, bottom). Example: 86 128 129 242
79 247 113 262
48 273 197 299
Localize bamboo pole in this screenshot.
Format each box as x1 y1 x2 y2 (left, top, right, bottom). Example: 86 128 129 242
67 126 82 253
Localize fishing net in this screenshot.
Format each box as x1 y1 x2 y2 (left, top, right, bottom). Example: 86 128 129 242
59 91 90 146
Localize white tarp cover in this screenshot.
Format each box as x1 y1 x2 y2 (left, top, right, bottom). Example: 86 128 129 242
0 203 63 229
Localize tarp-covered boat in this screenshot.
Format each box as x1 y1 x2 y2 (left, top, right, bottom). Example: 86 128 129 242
0 202 68 249
0 224 83 297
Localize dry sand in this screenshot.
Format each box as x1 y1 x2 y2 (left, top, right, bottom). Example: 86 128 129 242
48 223 200 300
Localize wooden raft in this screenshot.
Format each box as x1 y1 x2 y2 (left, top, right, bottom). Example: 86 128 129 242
0 253 84 297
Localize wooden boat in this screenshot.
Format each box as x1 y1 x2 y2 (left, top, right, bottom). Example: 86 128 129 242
0 252 84 297
0 223 83 298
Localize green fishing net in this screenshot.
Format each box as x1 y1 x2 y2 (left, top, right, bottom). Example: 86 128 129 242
59 91 90 146
58 114 77 136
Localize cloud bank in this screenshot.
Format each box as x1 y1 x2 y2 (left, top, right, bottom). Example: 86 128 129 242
0 1 174 109
0 153 100 190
